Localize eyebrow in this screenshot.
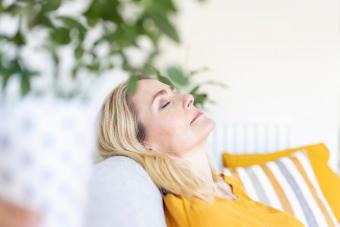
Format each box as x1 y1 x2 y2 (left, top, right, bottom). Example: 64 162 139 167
151 86 175 106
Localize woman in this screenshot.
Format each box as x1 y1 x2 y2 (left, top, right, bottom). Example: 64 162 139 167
96 77 304 227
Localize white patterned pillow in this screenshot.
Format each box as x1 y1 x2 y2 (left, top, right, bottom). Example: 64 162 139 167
223 150 339 227
0 98 96 227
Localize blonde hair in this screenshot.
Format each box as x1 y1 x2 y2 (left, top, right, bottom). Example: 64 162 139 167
96 77 221 203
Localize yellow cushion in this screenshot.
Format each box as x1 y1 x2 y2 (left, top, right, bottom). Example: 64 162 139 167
223 150 338 226
222 143 340 223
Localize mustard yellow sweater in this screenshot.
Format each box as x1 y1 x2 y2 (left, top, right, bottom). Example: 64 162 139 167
164 174 304 227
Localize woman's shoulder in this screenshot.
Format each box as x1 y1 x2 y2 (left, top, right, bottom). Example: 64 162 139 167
163 192 192 204
162 173 242 198
163 173 243 202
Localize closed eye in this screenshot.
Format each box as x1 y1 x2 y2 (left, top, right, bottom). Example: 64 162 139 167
160 86 176 109
161 101 170 109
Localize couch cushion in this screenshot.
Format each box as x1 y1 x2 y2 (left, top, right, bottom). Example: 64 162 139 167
84 156 167 227
222 143 340 223
223 149 339 227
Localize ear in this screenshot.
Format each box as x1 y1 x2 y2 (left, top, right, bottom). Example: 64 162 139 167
142 140 154 151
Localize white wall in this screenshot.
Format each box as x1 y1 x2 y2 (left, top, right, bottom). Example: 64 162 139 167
156 0 340 172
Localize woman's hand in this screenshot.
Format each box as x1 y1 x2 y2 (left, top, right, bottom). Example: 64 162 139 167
0 199 41 227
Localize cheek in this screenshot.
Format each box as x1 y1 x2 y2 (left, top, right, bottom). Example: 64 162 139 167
157 119 182 137
160 118 194 148
152 116 190 144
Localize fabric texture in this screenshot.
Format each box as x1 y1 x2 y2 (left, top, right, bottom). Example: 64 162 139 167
222 142 340 223
164 173 305 227
223 149 339 227
83 156 167 227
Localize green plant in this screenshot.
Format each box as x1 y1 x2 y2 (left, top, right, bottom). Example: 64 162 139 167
0 0 227 109
0 0 184 96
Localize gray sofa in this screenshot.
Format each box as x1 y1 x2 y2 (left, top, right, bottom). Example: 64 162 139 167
84 156 167 227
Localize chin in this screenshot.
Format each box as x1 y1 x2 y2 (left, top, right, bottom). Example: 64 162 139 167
207 118 216 133
210 118 216 129
200 117 215 137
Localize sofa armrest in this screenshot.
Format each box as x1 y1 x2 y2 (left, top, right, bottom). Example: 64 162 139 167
83 156 167 227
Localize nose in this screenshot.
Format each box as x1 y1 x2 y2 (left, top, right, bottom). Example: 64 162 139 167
184 94 194 109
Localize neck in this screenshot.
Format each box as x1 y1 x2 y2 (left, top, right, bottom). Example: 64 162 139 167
178 143 216 188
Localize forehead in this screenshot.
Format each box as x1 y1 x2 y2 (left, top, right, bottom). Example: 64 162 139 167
133 79 168 97
129 79 168 116
129 79 166 103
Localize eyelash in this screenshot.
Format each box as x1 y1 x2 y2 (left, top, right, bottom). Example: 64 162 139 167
161 101 170 109
160 87 176 109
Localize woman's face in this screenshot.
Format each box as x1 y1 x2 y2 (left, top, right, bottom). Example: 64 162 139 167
130 79 215 157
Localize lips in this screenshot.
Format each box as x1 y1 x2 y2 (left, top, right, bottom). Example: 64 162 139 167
190 111 203 125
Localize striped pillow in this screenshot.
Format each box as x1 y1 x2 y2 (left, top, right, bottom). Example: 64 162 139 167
223 149 339 227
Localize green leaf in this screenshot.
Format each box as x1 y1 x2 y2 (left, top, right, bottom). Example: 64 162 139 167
75 45 84 59
1 73 11 90
189 85 199 95
5 3 20 14
19 67 38 96
84 0 122 24
193 93 207 106
50 27 71 45
13 30 25 46
127 75 138 95
16 0 36 3
20 78 30 96
138 64 157 76
0 34 11 41
105 24 138 48
149 0 177 14
71 65 79 79
189 66 210 76
57 16 87 39
42 0 62 12
120 51 131 71
50 46 59 65
78 28 86 40
0 62 13 90
143 29 160 46
86 62 100 72
150 13 179 43
27 11 53 29
86 18 97 27
136 16 161 47
166 66 188 86
57 16 81 28
156 73 174 88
